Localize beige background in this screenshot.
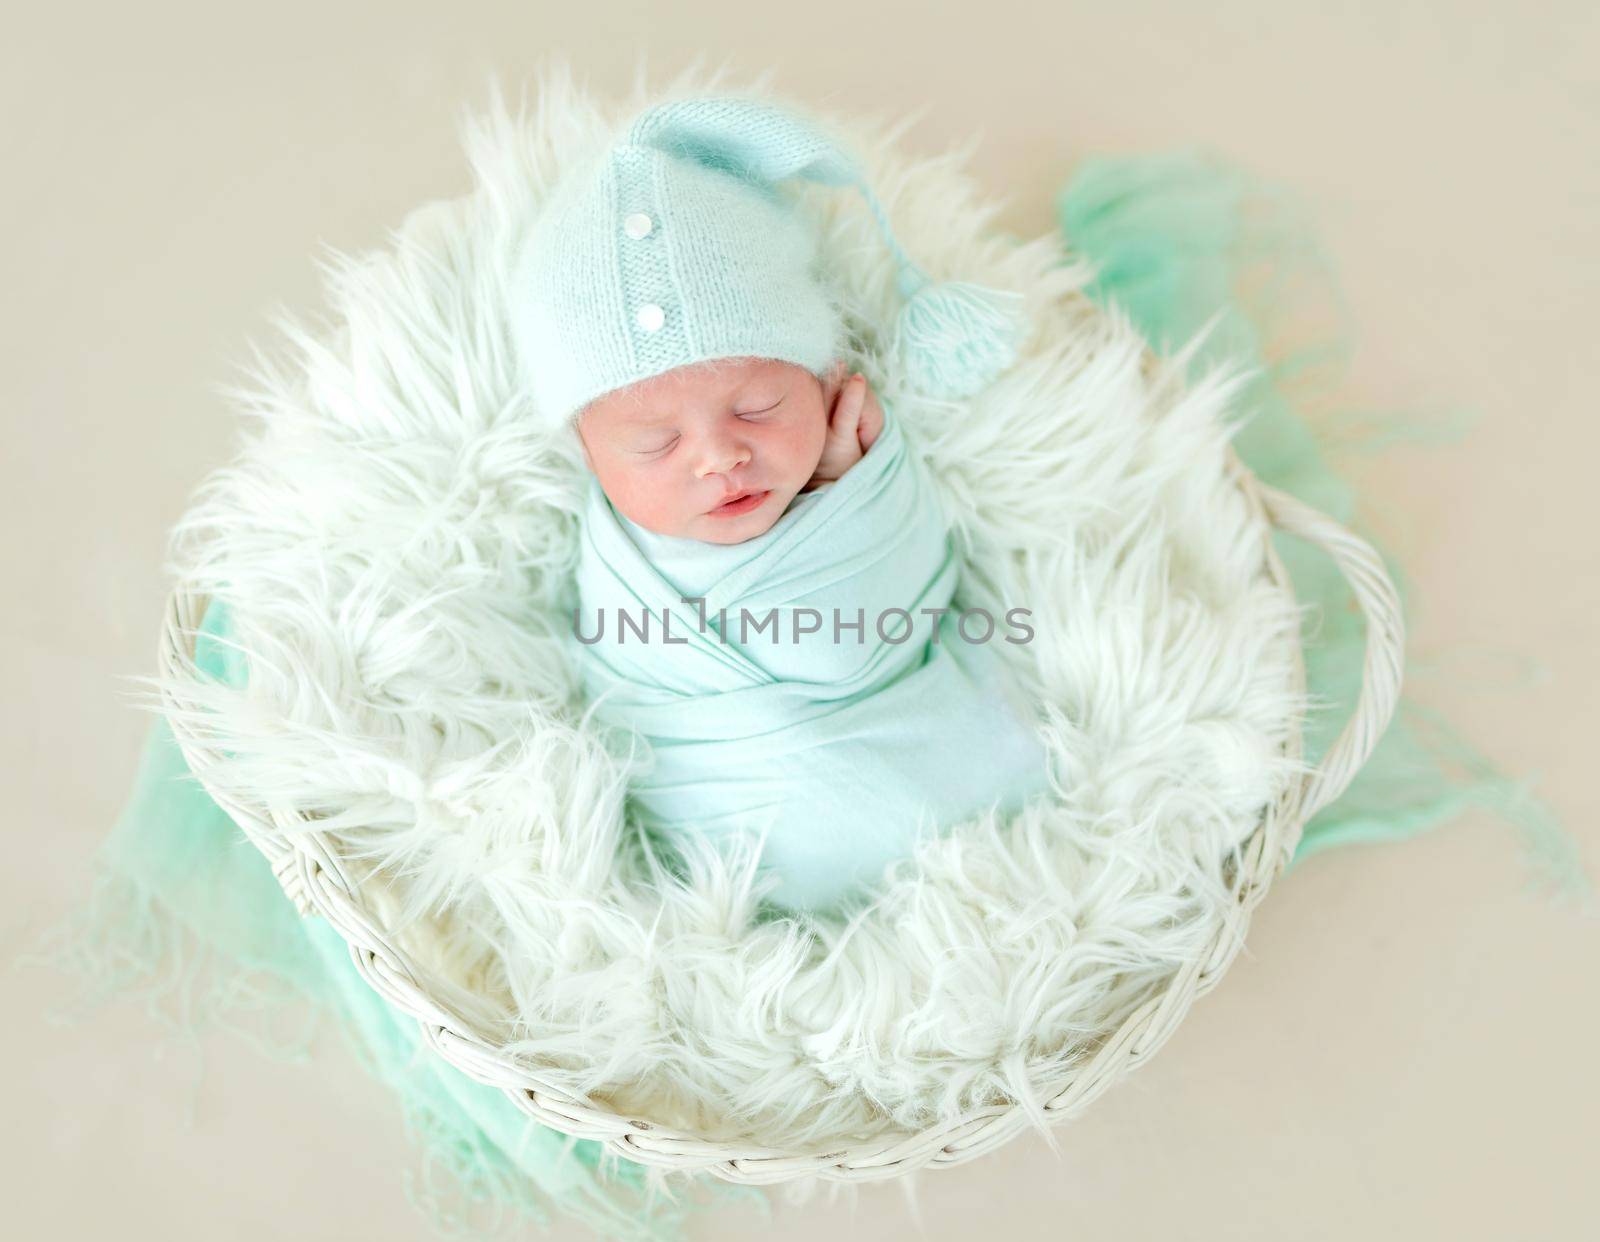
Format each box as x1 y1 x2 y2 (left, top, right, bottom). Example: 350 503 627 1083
6 2 1597 1238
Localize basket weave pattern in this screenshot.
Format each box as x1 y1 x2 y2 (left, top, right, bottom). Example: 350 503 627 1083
156 446 1403 1183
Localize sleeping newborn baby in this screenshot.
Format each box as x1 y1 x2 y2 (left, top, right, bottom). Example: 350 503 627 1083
569 354 1054 913
513 92 1051 913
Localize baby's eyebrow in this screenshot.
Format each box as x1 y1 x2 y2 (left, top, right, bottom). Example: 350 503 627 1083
602 400 670 429
614 385 770 428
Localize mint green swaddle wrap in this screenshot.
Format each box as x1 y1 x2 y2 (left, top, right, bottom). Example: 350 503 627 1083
573 395 1055 913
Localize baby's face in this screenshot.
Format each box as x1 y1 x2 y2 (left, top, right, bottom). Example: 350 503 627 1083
575 357 831 545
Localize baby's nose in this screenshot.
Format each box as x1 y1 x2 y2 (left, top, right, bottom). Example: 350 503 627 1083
694 433 752 477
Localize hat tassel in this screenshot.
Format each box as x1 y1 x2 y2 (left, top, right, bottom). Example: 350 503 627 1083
893 266 1030 400
857 182 1031 399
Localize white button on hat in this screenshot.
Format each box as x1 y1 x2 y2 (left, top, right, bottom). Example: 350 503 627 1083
636 303 665 332
623 212 654 239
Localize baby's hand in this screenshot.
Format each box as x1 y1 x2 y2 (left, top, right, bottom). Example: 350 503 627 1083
803 367 884 491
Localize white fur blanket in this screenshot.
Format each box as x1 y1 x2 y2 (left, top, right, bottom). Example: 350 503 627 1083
163 61 1307 1149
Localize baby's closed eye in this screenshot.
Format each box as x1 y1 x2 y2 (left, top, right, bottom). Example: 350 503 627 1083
626 399 782 455
631 435 679 456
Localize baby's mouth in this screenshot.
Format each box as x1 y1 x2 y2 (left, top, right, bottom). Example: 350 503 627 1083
707 489 770 517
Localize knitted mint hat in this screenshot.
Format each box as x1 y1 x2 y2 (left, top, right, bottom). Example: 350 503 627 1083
511 94 1030 431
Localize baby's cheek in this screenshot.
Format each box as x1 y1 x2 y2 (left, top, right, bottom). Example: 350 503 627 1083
777 413 827 479
598 463 667 525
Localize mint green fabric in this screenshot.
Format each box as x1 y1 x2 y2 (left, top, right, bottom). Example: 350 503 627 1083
574 393 1053 914
32 595 759 1239
25 148 1591 1242
1056 149 1590 889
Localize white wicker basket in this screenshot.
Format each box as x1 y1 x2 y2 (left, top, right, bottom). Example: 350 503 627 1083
155 442 1403 1185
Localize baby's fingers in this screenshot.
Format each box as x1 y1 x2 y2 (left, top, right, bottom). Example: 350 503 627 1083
857 385 884 452
830 373 865 441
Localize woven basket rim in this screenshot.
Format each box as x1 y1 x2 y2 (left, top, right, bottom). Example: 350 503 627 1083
154 441 1403 1184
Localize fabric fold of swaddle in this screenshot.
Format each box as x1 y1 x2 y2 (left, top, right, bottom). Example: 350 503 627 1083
572 397 1055 913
